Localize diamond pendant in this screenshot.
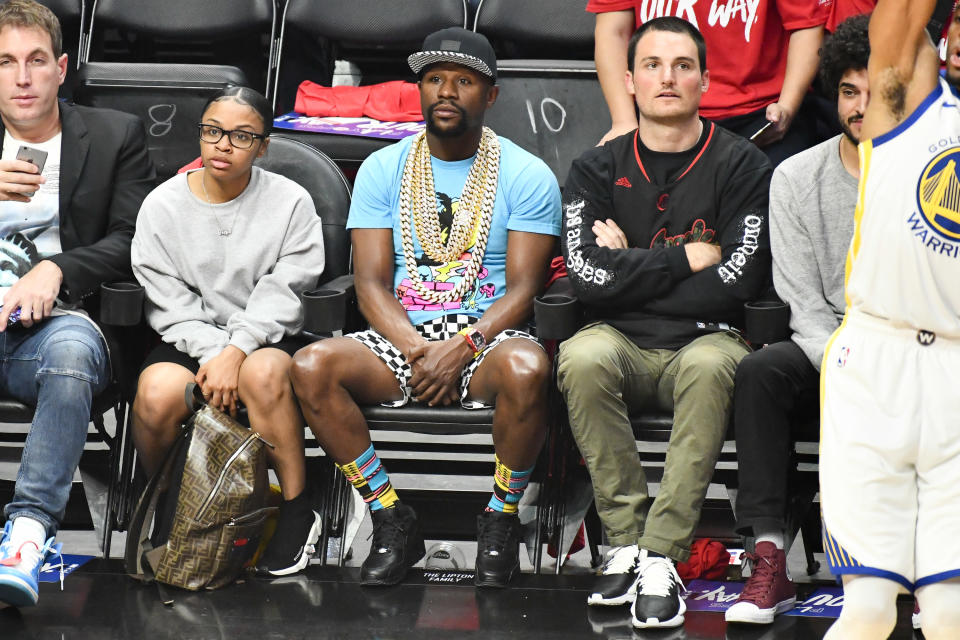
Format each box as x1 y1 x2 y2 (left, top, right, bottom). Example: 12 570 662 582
219 230 231 236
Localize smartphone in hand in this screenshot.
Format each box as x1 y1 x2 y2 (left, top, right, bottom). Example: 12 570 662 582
749 121 774 142
16 145 47 174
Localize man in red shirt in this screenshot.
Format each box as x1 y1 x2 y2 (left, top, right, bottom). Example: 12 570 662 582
590 0 829 166
826 0 876 31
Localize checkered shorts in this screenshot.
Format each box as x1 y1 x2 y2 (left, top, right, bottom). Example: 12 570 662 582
347 314 540 409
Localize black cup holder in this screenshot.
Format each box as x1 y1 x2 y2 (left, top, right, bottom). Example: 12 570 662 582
302 288 348 334
100 281 145 326
743 300 791 345
534 294 584 341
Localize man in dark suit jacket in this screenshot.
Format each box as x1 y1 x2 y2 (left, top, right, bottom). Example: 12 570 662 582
0 0 154 609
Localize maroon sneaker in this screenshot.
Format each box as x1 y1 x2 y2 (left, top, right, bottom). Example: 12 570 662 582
724 542 796 624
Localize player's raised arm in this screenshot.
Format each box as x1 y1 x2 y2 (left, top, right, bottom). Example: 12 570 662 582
862 0 943 138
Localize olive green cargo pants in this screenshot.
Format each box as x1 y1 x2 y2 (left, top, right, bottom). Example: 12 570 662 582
556 323 749 561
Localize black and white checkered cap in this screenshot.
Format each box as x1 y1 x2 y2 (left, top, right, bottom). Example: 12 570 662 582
408 27 497 81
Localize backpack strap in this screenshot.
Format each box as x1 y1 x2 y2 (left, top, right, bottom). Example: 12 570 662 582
185 381 205 412
124 425 190 583
125 383 205 585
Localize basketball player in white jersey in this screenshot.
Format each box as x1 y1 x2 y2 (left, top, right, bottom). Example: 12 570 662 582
820 1 960 638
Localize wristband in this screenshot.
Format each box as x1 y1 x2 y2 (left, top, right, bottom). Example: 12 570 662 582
458 327 487 358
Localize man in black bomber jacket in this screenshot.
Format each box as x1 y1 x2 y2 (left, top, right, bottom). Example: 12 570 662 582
556 17 771 630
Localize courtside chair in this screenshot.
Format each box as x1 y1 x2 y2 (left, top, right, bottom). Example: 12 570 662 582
247 135 354 561
270 0 468 171
536 282 825 574
473 0 607 186
311 277 570 573
256 135 353 283
75 0 275 181
107 136 355 562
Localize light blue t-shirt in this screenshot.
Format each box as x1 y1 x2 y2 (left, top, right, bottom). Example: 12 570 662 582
348 135 561 325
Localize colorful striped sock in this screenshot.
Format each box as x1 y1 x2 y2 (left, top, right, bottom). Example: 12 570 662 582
337 444 399 511
486 454 533 514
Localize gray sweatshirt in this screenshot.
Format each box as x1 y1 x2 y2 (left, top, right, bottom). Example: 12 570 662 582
769 135 857 370
132 167 325 364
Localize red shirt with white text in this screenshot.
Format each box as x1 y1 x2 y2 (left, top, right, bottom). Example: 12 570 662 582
587 0 831 119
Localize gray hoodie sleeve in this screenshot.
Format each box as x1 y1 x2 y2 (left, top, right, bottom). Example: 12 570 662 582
769 167 841 371
132 210 230 364
225 192 325 354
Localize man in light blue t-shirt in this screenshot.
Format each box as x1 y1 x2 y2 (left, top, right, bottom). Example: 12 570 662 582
291 28 561 589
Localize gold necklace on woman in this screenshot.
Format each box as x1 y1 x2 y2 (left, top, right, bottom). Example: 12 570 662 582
399 127 500 304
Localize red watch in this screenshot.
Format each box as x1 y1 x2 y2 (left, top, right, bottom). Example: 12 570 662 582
458 327 487 358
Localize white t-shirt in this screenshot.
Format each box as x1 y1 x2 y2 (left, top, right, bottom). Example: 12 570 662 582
0 131 62 288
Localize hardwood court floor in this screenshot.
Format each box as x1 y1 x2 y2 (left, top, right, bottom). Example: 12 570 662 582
1 561 922 640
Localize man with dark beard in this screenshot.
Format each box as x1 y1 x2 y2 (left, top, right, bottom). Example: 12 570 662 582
725 14 871 626
290 28 561 589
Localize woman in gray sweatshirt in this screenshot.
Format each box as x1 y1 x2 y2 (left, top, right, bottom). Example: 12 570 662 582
130 87 325 578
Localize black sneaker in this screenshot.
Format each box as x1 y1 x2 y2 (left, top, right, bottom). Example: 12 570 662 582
587 544 641 606
631 551 686 629
474 511 521 588
254 504 322 578
361 503 425 586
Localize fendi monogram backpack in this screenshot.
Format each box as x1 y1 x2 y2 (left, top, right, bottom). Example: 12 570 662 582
125 384 275 594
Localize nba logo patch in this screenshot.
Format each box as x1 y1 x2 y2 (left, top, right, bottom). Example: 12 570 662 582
836 346 851 368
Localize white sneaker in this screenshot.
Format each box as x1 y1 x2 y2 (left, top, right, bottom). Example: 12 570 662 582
586 544 641 606
631 551 686 629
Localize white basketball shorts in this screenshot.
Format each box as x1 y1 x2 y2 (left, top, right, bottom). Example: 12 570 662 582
819 310 960 590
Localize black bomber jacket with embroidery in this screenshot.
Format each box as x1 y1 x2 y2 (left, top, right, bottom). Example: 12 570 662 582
561 121 773 350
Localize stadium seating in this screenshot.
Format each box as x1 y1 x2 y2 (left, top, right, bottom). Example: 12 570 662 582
73 0 277 181
74 62 248 182
270 0 467 173
473 0 609 186
82 0 275 94
0 0 830 580
256 135 353 283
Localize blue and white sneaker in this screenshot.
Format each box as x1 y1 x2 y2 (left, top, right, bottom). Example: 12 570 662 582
0 521 64 608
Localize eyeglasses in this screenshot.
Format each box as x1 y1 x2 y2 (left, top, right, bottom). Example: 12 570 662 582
197 123 267 149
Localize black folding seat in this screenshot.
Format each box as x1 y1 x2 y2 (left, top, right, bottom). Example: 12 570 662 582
271 0 467 173
74 0 275 181
474 0 609 186
82 0 275 93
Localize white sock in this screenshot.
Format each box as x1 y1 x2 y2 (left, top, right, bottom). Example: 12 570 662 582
8 517 47 567
755 528 784 550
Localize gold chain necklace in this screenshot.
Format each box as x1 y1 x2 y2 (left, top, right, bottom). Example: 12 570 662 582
399 128 500 304
200 169 241 237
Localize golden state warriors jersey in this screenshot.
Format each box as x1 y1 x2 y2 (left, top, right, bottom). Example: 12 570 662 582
846 77 960 336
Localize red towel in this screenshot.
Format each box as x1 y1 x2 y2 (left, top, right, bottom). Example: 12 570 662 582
545 255 568 289
295 80 423 122
676 538 729 581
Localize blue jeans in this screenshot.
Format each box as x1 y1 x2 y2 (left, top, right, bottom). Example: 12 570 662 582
1 315 109 535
